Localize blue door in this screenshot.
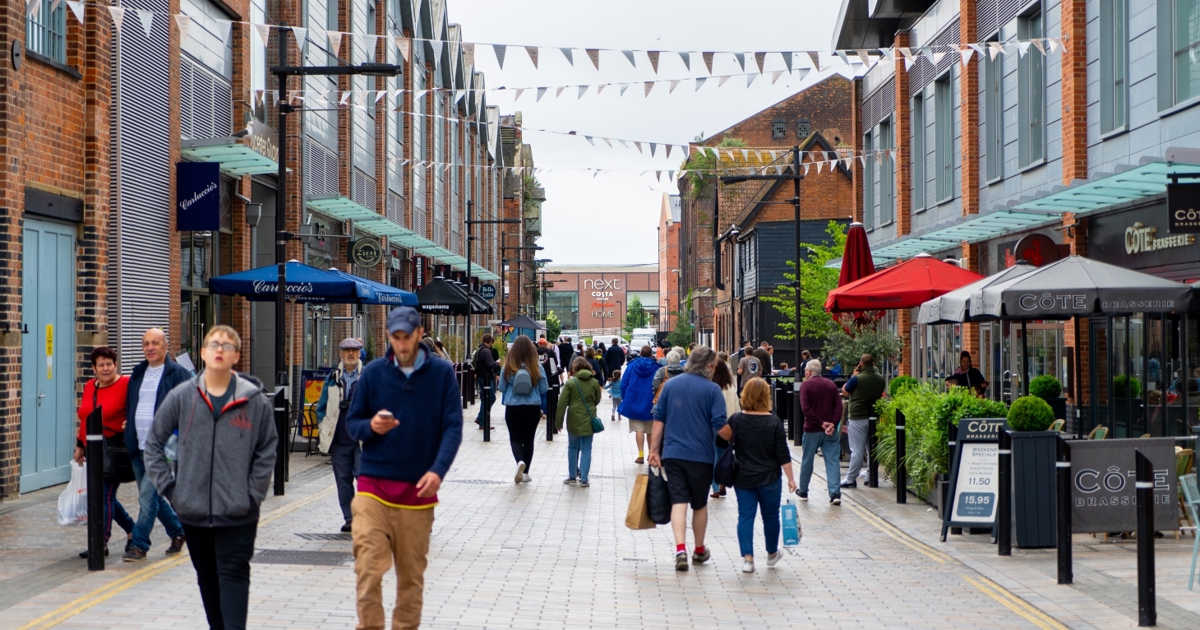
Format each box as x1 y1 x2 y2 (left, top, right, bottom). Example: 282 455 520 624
21 219 77 493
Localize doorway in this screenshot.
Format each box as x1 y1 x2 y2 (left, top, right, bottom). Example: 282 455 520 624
21 219 78 493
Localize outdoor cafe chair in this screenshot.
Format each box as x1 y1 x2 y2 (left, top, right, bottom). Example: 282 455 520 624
1087 425 1108 440
1178 450 1197 540
1179 473 1200 589
1049 419 1065 433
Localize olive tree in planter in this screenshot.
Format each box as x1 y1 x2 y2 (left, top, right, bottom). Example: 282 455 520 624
1029 375 1067 425
1006 396 1058 548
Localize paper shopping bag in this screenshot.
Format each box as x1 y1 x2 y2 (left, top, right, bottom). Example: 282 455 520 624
625 474 655 530
781 499 801 546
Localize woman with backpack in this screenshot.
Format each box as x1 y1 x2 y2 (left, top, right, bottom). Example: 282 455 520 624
710 358 741 499
537 340 562 430
498 335 549 484
556 357 602 487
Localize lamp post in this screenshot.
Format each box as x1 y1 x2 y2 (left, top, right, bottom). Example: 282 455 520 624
532 258 552 319
499 242 543 321
539 270 564 318
463 202 518 372
269 27 402 496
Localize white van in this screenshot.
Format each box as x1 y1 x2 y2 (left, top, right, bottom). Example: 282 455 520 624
629 328 657 352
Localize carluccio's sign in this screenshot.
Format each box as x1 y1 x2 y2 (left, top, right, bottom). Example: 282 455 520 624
1090 202 1200 269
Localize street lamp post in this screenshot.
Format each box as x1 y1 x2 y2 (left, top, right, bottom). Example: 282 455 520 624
270 27 401 496
500 242 543 321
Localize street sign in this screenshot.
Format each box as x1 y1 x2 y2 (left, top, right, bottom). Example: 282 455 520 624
1168 182 1200 233
349 237 383 268
1069 438 1178 533
479 283 497 300
941 418 1007 540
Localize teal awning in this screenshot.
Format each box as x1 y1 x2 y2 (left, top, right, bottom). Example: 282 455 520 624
1015 158 1200 213
354 218 501 280
180 139 282 176
869 210 1059 261
305 195 379 222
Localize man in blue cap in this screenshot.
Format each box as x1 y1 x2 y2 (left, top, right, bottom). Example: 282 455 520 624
345 306 462 629
316 337 365 532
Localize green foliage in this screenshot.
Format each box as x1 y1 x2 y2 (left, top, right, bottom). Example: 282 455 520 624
821 319 904 376
545 311 562 345
760 221 848 342
623 295 648 335
1007 396 1055 432
1029 375 1063 400
1113 374 1142 398
889 375 919 398
682 137 747 201
666 289 695 348
875 385 1009 501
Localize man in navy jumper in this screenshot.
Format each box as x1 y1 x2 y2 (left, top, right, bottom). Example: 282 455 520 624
345 306 462 629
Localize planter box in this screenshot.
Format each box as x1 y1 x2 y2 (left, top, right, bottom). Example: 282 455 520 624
1010 430 1058 549
1045 397 1067 424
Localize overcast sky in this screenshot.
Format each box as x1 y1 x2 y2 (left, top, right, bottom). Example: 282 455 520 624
446 0 847 266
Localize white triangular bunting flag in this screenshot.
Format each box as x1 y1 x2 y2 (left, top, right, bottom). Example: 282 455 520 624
769 151 778 161
602 137 612 147
620 83 630 96
771 71 783 84
555 86 566 98
741 149 749 161
560 47 573 65
836 50 850 66
135 9 153 38
536 87 547 101
969 43 987 57
806 51 821 72
174 14 190 41
324 30 342 56
525 46 538 68
959 46 974 67
695 77 707 91
1017 41 1032 56
802 163 809 176
989 42 1004 61
746 73 756 87
1032 39 1046 55
858 155 867 167
816 161 824 174
254 23 271 49
782 51 793 73
856 49 874 68
931 51 946 65
66 0 85 25
577 85 588 99
718 75 731 88
634 142 643 154
596 83 606 95
678 51 691 70
733 52 746 71
622 50 636 68
340 91 352 105
703 52 714 74
290 26 307 47
754 52 766 73
396 37 411 63
665 145 672 160
375 90 387 104
618 139 628 148
586 49 600 70
650 143 657 157
29 0 40 19
107 6 125 31
514 88 525 101
493 44 507 69
1047 38 1060 54
585 136 595 146
647 51 660 74
669 79 681 93
644 81 654 97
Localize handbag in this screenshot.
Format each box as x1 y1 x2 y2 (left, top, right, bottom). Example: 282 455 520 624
92 382 135 484
625 474 656 530
647 466 672 525
713 415 740 487
571 379 605 434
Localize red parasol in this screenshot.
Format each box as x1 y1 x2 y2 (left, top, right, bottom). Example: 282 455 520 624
838 222 876 287
825 253 984 313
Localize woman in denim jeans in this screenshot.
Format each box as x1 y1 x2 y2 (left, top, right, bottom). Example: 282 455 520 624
716 377 796 573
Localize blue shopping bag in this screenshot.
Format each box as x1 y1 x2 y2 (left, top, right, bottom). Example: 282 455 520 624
781 499 801 547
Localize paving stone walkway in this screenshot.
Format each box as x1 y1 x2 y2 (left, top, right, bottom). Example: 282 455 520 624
1 393 1197 628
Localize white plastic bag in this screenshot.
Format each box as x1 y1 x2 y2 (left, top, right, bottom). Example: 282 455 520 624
57 461 88 526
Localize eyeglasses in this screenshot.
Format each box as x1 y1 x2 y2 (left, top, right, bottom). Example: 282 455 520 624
205 341 238 353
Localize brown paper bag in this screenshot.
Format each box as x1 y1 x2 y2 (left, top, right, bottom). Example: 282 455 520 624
625 473 656 530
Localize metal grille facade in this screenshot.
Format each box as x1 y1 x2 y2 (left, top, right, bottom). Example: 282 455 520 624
862 77 896 131
387 191 405 226
978 0 1026 38
352 169 377 211
180 55 233 141
109 0 173 372
910 23 961 96
304 138 340 197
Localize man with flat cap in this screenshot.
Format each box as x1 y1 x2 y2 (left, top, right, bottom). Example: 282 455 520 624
317 337 366 532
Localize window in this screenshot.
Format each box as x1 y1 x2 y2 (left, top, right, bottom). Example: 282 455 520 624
797 118 812 139
935 74 954 201
984 37 1003 180
1018 10 1045 167
1161 0 1200 107
912 92 926 210
771 119 786 139
26 0 67 63
879 120 894 225
863 132 875 230
1100 0 1127 132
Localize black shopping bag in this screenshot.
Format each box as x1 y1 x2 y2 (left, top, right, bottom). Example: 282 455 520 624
647 466 672 525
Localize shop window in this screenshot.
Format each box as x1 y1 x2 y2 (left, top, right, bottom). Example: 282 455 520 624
1100 0 1127 133
912 92 926 211
934 73 954 202
863 132 875 230
26 0 66 63
984 36 1003 181
1018 9 1045 167
879 119 894 225
1159 0 1200 108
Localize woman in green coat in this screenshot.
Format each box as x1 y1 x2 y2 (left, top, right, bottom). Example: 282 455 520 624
557 356 603 487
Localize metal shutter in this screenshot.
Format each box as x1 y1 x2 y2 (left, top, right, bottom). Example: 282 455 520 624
862 77 896 131
412 208 427 237
352 168 377 211
304 138 340 197
180 54 233 141
910 23 961 96
109 0 173 372
979 0 1025 38
387 191 405 226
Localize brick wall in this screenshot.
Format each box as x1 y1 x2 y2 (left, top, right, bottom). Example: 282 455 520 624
893 32 912 239
959 0 980 217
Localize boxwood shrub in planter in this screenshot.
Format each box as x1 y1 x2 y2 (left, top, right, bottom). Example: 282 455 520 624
1029 375 1067 424
1006 396 1058 548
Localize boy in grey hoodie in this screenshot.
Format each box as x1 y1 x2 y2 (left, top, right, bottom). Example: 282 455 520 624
144 325 277 630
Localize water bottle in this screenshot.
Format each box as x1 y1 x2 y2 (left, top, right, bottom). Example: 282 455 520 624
165 430 179 475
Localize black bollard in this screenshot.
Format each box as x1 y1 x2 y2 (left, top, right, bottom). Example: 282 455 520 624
895 410 907 504
997 429 1012 556
482 383 492 443
948 420 962 536
545 386 558 441
1056 437 1072 584
868 416 879 488
85 406 105 571
273 390 288 496
1134 449 1156 627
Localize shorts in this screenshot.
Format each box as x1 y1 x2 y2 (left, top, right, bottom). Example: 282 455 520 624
662 459 714 510
628 419 654 434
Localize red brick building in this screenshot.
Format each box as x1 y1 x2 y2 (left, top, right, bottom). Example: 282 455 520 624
541 265 659 339
657 193 681 332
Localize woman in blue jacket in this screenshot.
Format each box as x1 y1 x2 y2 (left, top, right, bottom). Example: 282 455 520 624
498 335 549 484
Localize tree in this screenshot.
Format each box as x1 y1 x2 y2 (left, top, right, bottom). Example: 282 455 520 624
623 295 648 336
821 317 904 375
760 220 848 343
681 136 747 201
666 289 695 348
545 311 562 344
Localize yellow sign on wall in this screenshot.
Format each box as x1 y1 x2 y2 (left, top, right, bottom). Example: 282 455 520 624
45 325 53 379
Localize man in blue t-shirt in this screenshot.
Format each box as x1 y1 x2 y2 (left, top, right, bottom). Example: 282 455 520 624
648 346 727 572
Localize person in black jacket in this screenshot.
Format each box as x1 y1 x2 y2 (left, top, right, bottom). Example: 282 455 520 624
473 334 500 430
123 328 191 561
604 338 626 378
558 337 575 373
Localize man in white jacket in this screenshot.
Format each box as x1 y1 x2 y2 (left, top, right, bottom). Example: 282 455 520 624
316 338 365 532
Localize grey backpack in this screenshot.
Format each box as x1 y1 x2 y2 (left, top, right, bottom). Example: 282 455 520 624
512 368 534 395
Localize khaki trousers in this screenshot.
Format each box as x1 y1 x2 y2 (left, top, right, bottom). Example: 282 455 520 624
351 496 435 630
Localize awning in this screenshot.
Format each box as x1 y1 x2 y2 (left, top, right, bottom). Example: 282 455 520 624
325 268 418 306
415 277 472 315
870 210 1059 261
305 195 379 222
209 261 369 303
1015 155 1200 213
180 138 281 177
826 254 985 312
917 264 1035 324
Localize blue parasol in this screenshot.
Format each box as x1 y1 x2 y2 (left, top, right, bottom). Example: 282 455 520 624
208 261 370 303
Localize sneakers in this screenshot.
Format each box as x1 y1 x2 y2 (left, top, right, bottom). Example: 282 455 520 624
563 477 577 485
741 559 755 573
514 461 526 484
634 456 645 464
796 491 808 501
579 481 590 488
674 552 689 572
692 548 711 565
123 546 147 562
340 521 353 533
767 551 782 567
840 480 858 489
166 536 186 554
830 495 842 506
521 474 532 483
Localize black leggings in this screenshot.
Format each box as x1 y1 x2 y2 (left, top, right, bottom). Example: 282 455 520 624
505 404 542 473
183 522 258 630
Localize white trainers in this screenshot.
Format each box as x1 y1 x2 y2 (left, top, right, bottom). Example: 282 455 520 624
741 559 755 573
521 474 532 483
766 552 782 567
514 462 526 484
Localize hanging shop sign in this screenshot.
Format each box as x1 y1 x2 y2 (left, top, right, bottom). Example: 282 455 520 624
413 255 427 289
1167 182 1200 234
479 283 497 300
176 162 221 231
1090 203 1200 270
1012 234 1061 267
349 237 384 268
242 119 280 163
1069 438 1178 533
941 418 1007 541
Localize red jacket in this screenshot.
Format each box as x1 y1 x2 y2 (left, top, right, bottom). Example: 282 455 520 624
799 375 843 433
76 375 131 446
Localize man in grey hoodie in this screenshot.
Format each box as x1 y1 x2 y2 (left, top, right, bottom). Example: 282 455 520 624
144 325 277 630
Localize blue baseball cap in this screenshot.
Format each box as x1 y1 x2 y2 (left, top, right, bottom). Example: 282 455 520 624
387 306 421 335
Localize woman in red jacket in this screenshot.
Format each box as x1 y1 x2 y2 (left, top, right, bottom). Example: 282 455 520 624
73 346 133 558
